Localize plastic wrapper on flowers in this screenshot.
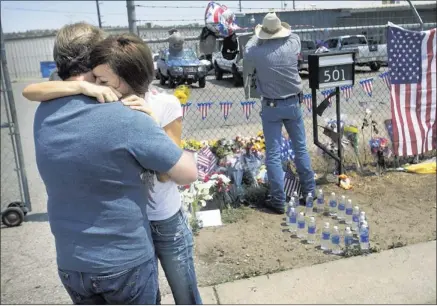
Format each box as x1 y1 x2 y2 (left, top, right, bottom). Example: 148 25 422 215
204 172 233 209
243 141 265 187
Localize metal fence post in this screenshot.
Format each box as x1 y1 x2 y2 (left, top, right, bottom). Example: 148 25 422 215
1 22 32 212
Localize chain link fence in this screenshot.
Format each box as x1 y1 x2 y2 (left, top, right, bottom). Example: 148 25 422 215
1 25 32 223
140 22 436 175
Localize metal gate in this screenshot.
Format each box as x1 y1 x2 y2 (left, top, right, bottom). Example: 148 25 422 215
1 23 31 227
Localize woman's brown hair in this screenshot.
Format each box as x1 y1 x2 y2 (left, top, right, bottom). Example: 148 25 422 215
90 33 154 95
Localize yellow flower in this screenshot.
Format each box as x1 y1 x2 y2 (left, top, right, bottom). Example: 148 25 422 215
174 85 191 105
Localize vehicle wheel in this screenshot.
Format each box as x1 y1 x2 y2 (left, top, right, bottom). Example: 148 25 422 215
8 201 28 216
158 71 166 85
214 62 223 80
2 207 24 227
168 75 176 88
187 80 193 85
232 66 243 87
198 77 206 88
369 62 381 72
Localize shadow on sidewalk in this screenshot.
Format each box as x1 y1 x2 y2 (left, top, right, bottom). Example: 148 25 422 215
25 212 48 222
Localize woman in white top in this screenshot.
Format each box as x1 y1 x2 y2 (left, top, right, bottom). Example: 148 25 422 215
23 70 202 305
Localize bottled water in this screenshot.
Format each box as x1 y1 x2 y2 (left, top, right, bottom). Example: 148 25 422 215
288 207 298 235
329 192 337 217
292 191 299 207
331 226 342 255
297 212 306 239
352 206 360 232
344 227 353 248
359 211 367 229
286 196 295 223
305 192 314 216
337 195 346 222
345 199 353 225
307 216 316 244
321 222 331 251
359 221 370 252
316 189 325 214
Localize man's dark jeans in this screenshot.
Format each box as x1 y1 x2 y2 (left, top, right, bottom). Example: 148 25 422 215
57 257 158 304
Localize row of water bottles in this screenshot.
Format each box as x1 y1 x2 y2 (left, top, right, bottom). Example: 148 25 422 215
286 191 370 254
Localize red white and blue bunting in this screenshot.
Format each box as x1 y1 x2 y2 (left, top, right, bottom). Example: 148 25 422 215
197 102 213 120
340 85 353 101
241 101 256 120
378 71 391 89
181 102 192 119
359 78 374 97
321 89 335 106
302 94 312 112
219 102 233 120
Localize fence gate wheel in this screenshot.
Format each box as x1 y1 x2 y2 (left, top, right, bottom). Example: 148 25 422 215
2 207 25 227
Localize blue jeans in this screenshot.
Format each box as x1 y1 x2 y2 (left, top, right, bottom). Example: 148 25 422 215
261 96 316 208
57 257 158 304
150 209 202 305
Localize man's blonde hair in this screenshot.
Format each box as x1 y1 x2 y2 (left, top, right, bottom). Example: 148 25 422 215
53 22 105 80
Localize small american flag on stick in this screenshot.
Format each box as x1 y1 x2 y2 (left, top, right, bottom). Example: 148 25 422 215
197 146 218 180
284 169 301 198
387 22 436 156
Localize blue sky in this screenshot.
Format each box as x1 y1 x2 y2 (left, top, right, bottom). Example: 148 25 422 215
1 0 435 33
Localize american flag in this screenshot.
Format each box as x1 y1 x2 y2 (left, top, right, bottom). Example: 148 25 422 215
281 136 295 161
220 102 232 120
388 22 436 156
181 103 192 119
197 102 213 120
379 71 391 90
284 169 301 198
241 101 256 120
302 94 312 112
321 89 335 106
359 78 374 97
197 146 218 180
341 85 353 101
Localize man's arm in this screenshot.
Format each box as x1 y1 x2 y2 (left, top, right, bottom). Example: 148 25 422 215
127 112 197 185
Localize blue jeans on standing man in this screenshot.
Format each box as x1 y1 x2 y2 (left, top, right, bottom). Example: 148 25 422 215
57 256 159 304
150 209 202 305
261 95 316 209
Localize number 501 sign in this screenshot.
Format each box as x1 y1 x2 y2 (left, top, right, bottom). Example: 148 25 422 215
308 52 355 89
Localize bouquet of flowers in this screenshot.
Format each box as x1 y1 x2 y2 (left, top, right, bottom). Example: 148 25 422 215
180 179 215 227
181 139 204 152
174 85 191 105
242 137 265 187
206 172 233 209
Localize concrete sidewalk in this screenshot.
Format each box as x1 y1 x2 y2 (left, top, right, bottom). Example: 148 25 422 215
162 241 436 304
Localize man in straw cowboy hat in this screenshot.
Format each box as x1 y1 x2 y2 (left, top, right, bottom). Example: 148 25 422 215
244 12 315 214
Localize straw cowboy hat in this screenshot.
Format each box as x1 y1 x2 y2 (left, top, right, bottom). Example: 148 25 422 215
254 12 291 40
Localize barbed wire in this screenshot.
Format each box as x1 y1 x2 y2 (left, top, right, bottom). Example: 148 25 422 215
2 6 125 15
135 4 279 10
135 19 204 23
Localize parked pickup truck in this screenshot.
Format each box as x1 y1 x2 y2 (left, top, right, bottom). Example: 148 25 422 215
324 35 387 72
156 48 208 88
212 32 252 87
298 40 317 71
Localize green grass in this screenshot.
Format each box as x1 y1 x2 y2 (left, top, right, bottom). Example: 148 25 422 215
221 206 252 224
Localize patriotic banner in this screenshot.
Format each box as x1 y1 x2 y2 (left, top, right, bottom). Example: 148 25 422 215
197 102 213 120
321 89 335 106
387 22 436 157
181 102 192 119
302 94 312 112
219 102 233 120
197 146 218 180
204 1 240 37
341 85 353 101
284 170 302 198
359 78 374 97
241 101 256 120
379 71 391 90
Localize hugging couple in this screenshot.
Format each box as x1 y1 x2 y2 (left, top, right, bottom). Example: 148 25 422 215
24 22 202 304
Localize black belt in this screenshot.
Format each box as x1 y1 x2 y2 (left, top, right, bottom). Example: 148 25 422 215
263 93 300 107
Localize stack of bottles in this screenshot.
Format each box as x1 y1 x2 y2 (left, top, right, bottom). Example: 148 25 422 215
285 190 370 255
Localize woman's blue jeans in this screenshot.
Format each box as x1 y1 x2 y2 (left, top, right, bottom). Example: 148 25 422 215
261 96 316 209
150 209 202 305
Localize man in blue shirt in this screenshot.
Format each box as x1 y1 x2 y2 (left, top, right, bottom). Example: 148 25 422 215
244 13 316 214
33 23 198 304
